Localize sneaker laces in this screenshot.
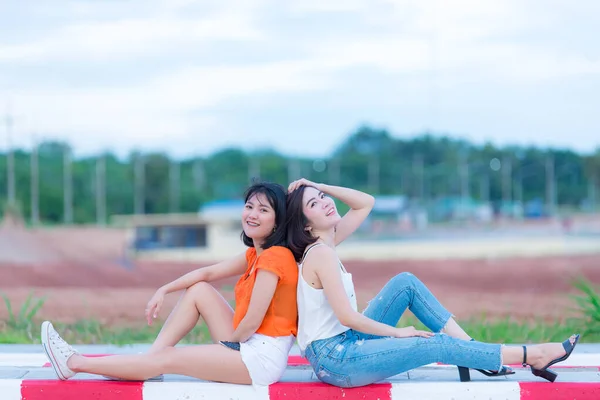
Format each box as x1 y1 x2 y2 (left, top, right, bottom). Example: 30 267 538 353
49 329 78 358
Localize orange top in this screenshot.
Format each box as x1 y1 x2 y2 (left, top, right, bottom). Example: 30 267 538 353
232 246 298 337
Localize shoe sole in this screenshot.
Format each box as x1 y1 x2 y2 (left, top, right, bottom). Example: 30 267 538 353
103 374 164 381
41 321 67 381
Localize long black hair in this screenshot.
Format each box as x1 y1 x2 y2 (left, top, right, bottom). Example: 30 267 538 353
285 185 318 262
240 181 287 249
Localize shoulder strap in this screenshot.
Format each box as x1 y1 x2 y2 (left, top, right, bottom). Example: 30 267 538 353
300 243 346 273
300 242 325 264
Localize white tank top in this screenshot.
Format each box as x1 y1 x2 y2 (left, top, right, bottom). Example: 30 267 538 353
297 243 358 353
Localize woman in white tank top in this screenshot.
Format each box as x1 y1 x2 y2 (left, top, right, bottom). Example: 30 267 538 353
286 178 579 388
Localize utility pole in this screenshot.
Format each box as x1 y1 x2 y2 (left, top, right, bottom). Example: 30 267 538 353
30 136 39 225
193 159 205 193
398 162 406 194
328 157 340 185
514 175 523 204
589 173 597 211
545 155 556 216
95 155 106 225
169 160 180 213
248 157 260 183
134 154 145 214
502 156 512 206
288 159 301 183
412 154 424 202
479 174 490 203
5 105 15 205
63 147 73 223
368 157 380 194
459 154 469 205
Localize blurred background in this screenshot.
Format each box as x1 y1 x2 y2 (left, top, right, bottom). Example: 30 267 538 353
0 0 599 345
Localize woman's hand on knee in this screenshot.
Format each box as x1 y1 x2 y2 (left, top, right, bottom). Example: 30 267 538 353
146 288 166 325
394 326 434 338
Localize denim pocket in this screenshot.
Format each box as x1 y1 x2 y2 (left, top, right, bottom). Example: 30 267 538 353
310 333 346 361
315 364 351 388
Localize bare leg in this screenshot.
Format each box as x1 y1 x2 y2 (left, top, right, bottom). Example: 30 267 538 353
440 318 471 341
68 345 251 384
148 282 234 353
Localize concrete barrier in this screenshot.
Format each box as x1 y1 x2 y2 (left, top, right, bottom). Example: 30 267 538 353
2 379 600 400
1 352 599 400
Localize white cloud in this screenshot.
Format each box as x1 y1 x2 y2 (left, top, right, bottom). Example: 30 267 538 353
286 0 370 14
0 8 264 63
1 0 599 156
7 56 335 155
303 0 600 84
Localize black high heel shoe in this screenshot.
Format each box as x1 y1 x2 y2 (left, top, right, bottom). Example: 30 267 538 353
458 365 514 382
524 334 580 383
457 339 515 382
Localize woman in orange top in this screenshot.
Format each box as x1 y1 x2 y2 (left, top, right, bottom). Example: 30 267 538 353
40 182 299 386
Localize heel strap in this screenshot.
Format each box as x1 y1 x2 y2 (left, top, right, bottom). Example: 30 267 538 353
522 346 527 367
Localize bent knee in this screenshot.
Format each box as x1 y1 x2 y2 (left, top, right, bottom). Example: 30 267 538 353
187 281 216 297
393 272 418 285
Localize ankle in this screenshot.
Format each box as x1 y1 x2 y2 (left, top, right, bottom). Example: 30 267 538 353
67 354 83 372
524 346 543 367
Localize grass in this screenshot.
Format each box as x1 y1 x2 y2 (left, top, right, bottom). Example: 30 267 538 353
399 315 599 343
1 279 599 345
0 319 211 346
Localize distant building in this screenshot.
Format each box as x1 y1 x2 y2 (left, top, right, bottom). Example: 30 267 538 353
365 195 428 233
199 199 245 221
112 199 246 261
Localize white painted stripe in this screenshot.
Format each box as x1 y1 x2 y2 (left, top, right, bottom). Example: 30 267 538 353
554 353 600 366
391 382 521 400
0 379 23 400
143 381 269 400
0 354 47 367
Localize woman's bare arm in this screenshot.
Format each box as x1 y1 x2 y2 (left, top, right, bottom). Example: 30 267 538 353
229 269 279 342
308 246 433 339
159 253 247 294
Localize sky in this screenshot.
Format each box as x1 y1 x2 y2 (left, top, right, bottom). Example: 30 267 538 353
1 0 599 158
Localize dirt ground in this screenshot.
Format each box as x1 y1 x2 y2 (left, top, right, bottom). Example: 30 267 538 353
2 254 599 326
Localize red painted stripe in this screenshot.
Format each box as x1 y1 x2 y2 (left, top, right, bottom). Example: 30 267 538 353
21 380 143 400
269 382 392 400
520 382 600 400
287 355 309 365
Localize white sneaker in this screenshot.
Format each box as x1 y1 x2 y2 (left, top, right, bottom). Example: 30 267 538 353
41 321 79 380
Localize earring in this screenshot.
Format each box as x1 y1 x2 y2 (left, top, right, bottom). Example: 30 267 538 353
273 226 277 233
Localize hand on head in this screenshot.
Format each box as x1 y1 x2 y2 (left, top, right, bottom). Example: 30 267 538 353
288 178 318 193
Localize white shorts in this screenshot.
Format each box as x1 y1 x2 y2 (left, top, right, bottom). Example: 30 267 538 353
240 333 295 386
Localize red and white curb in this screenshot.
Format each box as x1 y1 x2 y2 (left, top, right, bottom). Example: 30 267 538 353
1 354 599 399
1 380 600 400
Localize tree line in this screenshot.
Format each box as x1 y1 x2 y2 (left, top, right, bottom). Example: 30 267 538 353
1 125 599 224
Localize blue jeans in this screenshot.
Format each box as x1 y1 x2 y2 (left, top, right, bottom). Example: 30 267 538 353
304 272 502 388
